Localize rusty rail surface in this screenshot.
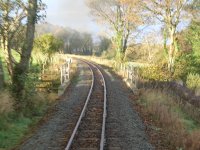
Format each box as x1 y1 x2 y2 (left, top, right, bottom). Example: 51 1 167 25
65 59 107 150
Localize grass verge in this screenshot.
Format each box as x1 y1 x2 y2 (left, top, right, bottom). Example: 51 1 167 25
133 89 200 150
0 59 77 150
0 115 37 150
0 90 58 150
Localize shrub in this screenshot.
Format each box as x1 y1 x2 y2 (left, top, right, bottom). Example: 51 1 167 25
186 73 200 90
139 61 172 81
175 53 200 82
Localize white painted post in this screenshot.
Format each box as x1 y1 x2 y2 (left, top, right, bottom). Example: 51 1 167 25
60 58 72 85
127 66 129 80
135 68 137 88
131 65 133 83
126 66 129 79
123 65 125 77
60 66 63 85
67 61 70 79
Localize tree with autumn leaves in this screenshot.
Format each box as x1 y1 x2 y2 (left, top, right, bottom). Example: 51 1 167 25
142 0 193 73
87 0 143 62
87 0 197 74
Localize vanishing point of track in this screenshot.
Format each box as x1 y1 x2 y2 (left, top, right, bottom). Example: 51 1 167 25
65 59 107 150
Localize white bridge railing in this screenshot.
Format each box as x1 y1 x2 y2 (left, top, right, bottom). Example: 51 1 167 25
60 58 72 85
120 64 139 88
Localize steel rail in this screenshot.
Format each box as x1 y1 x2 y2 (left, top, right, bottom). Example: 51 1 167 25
87 62 107 150
64 59 107 150
65 60 94 150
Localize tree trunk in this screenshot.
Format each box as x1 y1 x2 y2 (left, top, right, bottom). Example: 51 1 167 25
115 30 124 61
122 30 130 61
12 0 37 102
4 36 14 77
1 30 14 78
0 57 4 89
163 27 168 57
115 5 124 62
168 26 176 73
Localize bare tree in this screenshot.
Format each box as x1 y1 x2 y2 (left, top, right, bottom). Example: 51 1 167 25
86 0 142 61
142 0 191 73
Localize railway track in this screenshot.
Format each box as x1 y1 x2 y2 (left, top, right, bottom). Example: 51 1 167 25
65 60 107 150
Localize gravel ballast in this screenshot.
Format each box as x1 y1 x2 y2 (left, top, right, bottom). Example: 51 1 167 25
19 61 92 150
101 67 154 150
18 60 154 150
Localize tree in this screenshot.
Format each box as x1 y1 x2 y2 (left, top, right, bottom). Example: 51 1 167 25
0 0 26 77
179 21 200 74
12 0 40 106
34 34 64 57
87 0 142 61
98 36 111 55
81 33 93 55
0 57 4 89
142 0 191 73
188 0 200 21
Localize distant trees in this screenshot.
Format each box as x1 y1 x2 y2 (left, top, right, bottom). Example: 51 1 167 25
36 24 98 55
87 0 142 61
98 36 111 56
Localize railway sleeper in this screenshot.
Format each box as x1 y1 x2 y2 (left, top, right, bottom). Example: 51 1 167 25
76 130 100 139
80 122 102 130
106 138 121 148
71 137 100 149
84 117 102 123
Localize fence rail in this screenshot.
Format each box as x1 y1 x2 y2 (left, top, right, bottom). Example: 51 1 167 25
60 59 72 85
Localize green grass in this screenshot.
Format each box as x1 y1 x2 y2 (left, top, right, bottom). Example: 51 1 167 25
175 107 200 131
0 113 44 150
0 116 31 149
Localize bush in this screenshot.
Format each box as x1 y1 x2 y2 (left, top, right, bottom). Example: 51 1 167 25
138 52 200 83
186 73 200 90
139 61 172 81
175 53 200 81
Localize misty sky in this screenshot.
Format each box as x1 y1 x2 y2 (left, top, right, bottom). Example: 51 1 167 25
42 0 101 34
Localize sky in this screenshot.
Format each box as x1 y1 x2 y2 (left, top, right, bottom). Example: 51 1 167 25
42 0 102 34
41 0 189 44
